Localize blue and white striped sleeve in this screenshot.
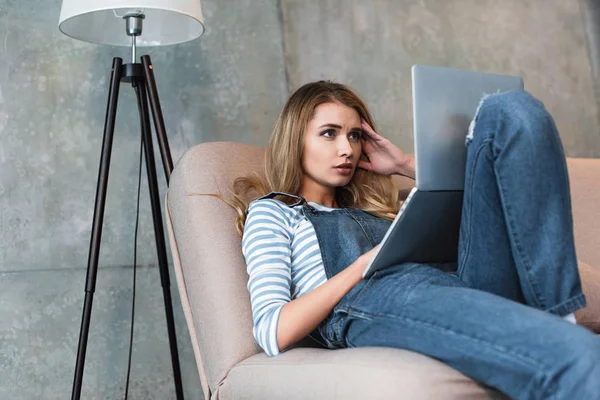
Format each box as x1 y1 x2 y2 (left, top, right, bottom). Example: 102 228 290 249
242 199 293 356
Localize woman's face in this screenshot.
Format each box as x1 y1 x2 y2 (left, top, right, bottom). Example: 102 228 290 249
301 101 363 191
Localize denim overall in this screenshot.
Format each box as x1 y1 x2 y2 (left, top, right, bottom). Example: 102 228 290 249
255 90 600 399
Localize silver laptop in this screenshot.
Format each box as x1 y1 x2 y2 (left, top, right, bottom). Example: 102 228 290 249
362 64 524 279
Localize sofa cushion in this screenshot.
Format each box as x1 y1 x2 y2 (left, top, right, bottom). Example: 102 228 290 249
216 347 508 399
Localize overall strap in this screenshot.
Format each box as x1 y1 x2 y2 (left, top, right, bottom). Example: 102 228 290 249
247 191 307 212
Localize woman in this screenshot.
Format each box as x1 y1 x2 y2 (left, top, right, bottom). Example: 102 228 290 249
220 81 600 399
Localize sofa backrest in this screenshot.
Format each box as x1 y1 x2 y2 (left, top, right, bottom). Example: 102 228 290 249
166 142 265 398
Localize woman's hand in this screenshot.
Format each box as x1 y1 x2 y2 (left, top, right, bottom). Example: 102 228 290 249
359 119 411 177
352 244 381 281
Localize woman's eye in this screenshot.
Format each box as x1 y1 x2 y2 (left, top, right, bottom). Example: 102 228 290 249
321 130 362 140
350 132 362 140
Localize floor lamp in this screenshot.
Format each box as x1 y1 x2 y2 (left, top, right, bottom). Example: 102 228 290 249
58 2 205 399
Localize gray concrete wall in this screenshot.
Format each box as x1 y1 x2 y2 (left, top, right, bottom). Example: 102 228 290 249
0 0 287 398
282 0 600 156
1 0 598 398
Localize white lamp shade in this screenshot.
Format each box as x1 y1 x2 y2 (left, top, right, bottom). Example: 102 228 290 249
58 0 205 46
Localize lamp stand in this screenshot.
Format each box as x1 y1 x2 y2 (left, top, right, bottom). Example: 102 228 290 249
71 55 184 400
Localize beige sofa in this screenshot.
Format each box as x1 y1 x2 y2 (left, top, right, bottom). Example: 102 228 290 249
165 141 600 400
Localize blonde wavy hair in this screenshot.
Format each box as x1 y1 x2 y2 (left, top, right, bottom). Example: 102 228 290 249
208 80 402 236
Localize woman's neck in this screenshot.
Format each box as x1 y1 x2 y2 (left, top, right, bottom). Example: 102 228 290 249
299 188 338 208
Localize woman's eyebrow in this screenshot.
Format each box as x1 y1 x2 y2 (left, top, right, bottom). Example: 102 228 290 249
318 123 362 132
318 123 342 129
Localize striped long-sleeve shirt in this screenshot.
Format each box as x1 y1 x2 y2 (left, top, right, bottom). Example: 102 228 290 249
241 198 335 356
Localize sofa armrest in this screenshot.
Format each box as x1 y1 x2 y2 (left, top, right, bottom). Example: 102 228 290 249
567 158 600 268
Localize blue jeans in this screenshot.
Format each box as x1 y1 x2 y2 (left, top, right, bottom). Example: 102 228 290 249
275 90 599 399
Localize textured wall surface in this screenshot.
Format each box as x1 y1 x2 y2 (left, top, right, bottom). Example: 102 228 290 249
0 0 287 398
282 0 600 156
1 0 599 398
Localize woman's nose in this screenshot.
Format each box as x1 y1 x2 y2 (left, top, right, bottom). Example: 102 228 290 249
338 137 354 157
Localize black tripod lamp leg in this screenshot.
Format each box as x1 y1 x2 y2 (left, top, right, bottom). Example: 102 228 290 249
134 81 184 400
72 57 124 400
141 55 174 182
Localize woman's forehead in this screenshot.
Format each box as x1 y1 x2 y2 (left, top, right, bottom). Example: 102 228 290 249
311 102 360 125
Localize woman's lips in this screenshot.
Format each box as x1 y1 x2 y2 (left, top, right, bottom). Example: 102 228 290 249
334 166 353 175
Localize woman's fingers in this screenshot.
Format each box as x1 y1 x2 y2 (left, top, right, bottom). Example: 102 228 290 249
361 119 383 141
358 159 371 170
361 120 376 135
